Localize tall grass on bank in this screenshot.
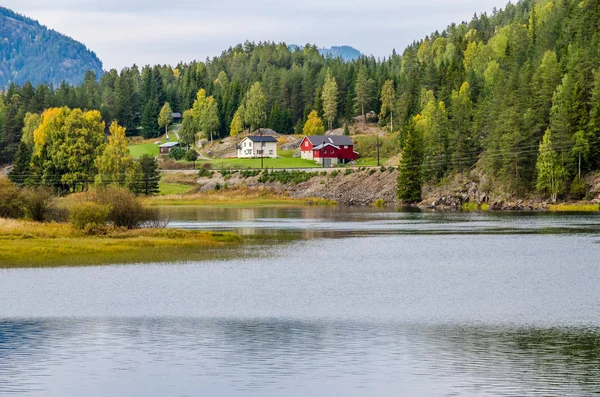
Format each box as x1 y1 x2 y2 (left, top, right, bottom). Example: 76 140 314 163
0 218 241 267
548 204 600 212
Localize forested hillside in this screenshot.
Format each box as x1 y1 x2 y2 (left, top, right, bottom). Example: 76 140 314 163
0 7 103 87
2 0 600 200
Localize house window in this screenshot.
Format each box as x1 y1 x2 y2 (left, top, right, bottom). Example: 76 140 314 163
269 150 273 154
305 141 309 147
330 150 334 154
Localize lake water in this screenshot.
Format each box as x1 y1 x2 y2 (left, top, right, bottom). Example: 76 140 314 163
1 207 600 396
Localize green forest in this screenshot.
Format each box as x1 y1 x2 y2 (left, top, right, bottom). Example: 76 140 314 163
1 0 600 200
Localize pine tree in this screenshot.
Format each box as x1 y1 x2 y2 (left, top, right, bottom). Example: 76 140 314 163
136 154 161 196
8 141 32 186
379 80 396 131
355 66 375 130
397 120 423 203
321 69 338 131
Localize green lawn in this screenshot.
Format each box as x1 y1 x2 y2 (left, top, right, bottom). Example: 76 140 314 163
159 182 195 195
278 149 297 158
128 133 178 158
352 157 390 167
129 142 159 158
201 157 319 169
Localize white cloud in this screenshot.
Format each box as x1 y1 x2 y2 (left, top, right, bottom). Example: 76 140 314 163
3 0 506 69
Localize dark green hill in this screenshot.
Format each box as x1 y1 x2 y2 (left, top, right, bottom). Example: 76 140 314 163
0 6 103 87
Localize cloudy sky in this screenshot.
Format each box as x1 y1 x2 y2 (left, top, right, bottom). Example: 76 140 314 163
5 0 506 70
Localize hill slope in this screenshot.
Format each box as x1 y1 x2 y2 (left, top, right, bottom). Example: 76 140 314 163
0 7 103 87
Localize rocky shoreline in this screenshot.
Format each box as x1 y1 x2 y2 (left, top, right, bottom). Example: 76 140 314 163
184 168 600 211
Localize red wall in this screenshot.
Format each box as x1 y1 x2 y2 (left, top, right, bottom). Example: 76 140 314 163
301 137 358 160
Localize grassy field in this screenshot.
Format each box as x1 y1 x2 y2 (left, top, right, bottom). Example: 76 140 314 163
147 187 337 207
128 130 179 158
159 182 195 195
128 142 159 158
0 218 241 267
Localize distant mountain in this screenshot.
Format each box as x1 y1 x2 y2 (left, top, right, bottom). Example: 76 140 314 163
0 6 103 87
288 44 362 62
319 46 362 62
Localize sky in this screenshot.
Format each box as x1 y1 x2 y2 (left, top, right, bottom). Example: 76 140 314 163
5 0 507 70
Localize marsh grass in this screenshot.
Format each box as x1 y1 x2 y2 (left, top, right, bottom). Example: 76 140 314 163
462 202 490 212
146 186 337 207
548 203 600 212
0 218 241 267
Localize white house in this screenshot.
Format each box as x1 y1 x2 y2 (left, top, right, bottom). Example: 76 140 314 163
237 136 278 158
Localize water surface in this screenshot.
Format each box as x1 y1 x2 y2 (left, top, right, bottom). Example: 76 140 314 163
1 207 599 396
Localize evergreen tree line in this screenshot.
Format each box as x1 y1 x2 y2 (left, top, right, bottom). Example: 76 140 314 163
2 0 600 200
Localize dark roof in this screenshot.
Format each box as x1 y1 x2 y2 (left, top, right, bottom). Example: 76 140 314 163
246 136 278 143
305 136 353 146
159 142 180 148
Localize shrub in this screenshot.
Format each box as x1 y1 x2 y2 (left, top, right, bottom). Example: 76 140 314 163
95 186 149 229
198 167 213 178
570 177 587 199
202 163 212 170
344 169 353 176
214 183 222 191
69 202 109 233
21 187 54 222
240 170 261 178
257 170 318 185
184 149 198 162
330 170 339 177
168 147 186 161
374 198 385 208
369 169 376 175
0 178 23 219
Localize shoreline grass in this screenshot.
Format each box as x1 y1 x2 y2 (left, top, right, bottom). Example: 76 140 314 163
547 203 600 212
146 187 338 207
0 218 242 268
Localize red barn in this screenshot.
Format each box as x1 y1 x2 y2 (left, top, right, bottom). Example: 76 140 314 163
300 136 358 167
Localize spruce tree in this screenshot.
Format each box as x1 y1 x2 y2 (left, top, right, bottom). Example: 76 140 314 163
136 154 161 196
8 141 32 186
397 121 423 203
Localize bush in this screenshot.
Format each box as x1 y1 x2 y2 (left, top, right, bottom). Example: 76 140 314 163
214 183 222 191
21 187 54 222
168 147 186 161
95 186 149 229
344 169 353 176
198 167 213 178
240 170 261 178
570 177 587 199
69 202 109 233
0 178 23 219
330 170 339 177
184 150 198 162
374 198 385 208
257 170 318 185
369 169 376 175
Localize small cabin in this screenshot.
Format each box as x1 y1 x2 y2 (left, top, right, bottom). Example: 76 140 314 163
300 136 358 167
159 141 180 154
171 112 182 124
237 136 278 158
